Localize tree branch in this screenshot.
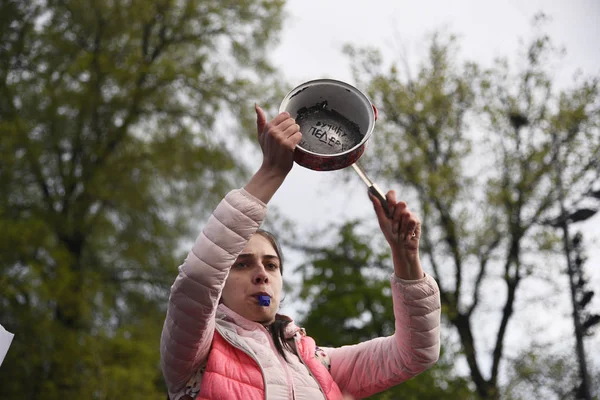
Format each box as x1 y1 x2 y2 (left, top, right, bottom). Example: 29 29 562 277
491 236 522 384
420 212 451 305
434 197 463 301
467 233 502 317
452 312 490 397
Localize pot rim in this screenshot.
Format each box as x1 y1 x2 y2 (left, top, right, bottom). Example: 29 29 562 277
279 78 376 158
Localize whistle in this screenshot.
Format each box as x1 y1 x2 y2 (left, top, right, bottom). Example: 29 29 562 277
257 295 271 307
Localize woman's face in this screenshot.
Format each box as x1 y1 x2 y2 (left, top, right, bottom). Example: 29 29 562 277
221 234 283 324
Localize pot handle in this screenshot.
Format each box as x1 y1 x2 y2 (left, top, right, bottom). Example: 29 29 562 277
372 104 379 121
369 184 392 218
351 163 392 218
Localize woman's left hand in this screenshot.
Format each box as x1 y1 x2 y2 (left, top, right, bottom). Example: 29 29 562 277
369 190 424 280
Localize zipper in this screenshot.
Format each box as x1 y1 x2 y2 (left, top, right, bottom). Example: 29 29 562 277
292 335 327 399
215 325 269 400
262 325 296 399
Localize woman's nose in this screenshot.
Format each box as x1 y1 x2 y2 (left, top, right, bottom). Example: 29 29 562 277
253 266 269 284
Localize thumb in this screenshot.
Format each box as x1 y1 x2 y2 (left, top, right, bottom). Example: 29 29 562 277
255 104 267 136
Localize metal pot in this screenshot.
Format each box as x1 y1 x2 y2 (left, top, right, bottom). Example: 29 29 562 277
279 79 378 171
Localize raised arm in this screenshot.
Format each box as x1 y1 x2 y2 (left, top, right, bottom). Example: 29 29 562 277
324 273 441 398
160 105 301 396
323 190 441 398
160 189 266 395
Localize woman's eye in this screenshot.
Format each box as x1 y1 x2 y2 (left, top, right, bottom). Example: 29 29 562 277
267 263 279 270
233 262 247 269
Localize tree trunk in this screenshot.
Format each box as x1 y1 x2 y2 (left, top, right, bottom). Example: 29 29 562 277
450 313 500 399
556 168 592 400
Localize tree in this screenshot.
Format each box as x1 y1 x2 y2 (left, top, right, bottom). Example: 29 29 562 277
0 0 284 398
503 346 582 399
295 221 476 399
338 18 600 399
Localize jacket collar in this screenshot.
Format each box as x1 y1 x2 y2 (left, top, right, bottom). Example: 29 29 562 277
216 304 303 339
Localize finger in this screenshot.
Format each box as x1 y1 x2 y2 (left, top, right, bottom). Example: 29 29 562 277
256 104 267 136
271 111 291 126
414 220 422 238
386 190 398 221
405 214 418 241
277 118 297 133
288 130 303 148
386 190 398 207
393 201 407 235
401 208 418 241
283 122 300 138
385 190 398 231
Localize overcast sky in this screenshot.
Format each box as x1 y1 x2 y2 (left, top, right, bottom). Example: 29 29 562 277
265 0 600 380
270 0 600 230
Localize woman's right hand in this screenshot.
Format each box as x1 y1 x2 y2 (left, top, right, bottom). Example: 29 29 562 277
255 104 302 177
244 105 302 204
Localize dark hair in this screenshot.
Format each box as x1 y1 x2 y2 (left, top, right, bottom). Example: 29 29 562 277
268 319 293 361
255 229 293 360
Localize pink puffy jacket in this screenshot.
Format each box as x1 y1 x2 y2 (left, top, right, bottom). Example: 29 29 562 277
196 328 343 400
160 189 441 400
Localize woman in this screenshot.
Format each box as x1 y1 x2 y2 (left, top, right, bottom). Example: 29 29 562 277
160 105 441 399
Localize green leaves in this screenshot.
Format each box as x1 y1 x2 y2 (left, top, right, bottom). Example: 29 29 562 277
0 0 283 397
297 221 392 345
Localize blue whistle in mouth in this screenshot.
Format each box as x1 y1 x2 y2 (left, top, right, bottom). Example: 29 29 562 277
258 295 271 307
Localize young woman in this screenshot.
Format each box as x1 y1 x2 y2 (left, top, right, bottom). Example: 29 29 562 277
160 106 441 399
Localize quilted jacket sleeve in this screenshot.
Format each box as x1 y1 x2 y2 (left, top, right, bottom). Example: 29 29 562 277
323 273 441 399
160 189 267 398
